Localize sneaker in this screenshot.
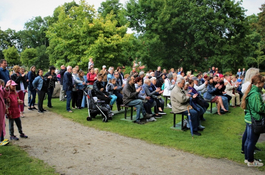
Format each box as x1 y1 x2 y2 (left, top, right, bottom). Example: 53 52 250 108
32 107 37 110
244 160 248 164
198 125 205 129
158 111 166 115
38 111 44 113
3 139 9 142
47 106 53 108
247 160 263 167
20 133 28 138
144 113 153 118
193 131 201 136
0 140 9 146
10 135 19 141
154 114 162 118
68 110 73 113
134 120 144 124
146 117 156 122
167 103 172 108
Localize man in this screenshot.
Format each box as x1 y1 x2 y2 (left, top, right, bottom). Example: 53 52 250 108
171 76 202 136
0 59 10 84
88 58 94 69
237 69 242 77
113 71 123 111
44 66 57 108
63 66 73 112
123 76 152 124
155 66 162 78
100 65 108 87
210 66 215 74
59 65 66 101
242 68 246 77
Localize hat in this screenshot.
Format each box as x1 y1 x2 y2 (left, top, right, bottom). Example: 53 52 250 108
204 75 208 79
102 65 106 68
139 71 145 76
7 80 17 86
219 74 224 78
237 78 242 83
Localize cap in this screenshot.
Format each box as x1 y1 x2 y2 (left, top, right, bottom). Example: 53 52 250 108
102 65 106 68
7 80 17 86
204 75 208 79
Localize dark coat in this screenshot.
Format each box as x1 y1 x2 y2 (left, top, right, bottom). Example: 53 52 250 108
11 73 27 91
122 83 139 105
63 72 73 91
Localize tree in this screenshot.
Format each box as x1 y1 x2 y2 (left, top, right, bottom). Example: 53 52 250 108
2 46 20 66
20 48 38 67
46 0 135 69
0 28 19 51
126 0 250 72
249 43 265 69
35 45 50 70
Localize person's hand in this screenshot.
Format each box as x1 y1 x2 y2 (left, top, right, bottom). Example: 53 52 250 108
48 76 52 79
105 95 108 97
136 87 141 92
122 84 125 88
204 81 208 85
193 94 198 98
187 94 191 97
82 82 85 85
6 81 11 87
100 88 104 91
22 74 25 77
222 91 226 94
146 96 151 100
155 88 160 92
218 85 222 89
94 77 97 80
189 89 192 93
159 91 163 94
114 86 118 90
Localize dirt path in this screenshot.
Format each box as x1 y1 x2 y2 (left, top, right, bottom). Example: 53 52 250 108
6 108 263 175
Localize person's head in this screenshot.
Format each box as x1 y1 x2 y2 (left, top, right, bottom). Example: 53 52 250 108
94 68 99 75
163 69 167 73
243 68 245 71
13 65 20 73
102 65 106 70
109 67 114 74
167 73 173 80
20 67 25 74
188 79 194 87
157 66 161 71
173 74 178 81
170 68 174 73
181 71 185 77
110 78 117 84
144 78 151 86
176 76 185 88
61 65 65 70
37 69 43 76
213 75 218 82
89 58 93 62
186 71 191 77
231 75 236 82
212 66 215 70
150 72 155 77
215 67 218 72
150 77 157 85
124 74 129 79
238 68 241 72
208 77 213 84
180 67 183 72
184 82 189 90
226 76 231 82
197 74 202 79
134 77 142 86
114 71 119 78
241 74 265 109
67 66 72 73
49 66 56 74
8 80 17 91
132 67 136 72
139 71 145 78
127 76 135 85
0 79 4 86
75 65 79 71
0 59 7 69
116 66 121 72
89 67 94 73
240 75 244 79
236 75 239 79
97 74 103 82
30 66 36 72
78 70 84 78
245 68 259 82
73 68 77 74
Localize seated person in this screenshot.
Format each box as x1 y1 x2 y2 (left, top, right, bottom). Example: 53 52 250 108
93 74 111 105
122 76 152 124
212 75 229 111
171 76 202 136
106 78 118 110
204 77 228 115
162 73 175 108
193 77 208 95
150 77 165 114
225 76 240 107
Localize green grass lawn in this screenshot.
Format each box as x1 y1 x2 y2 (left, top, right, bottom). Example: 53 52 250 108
0 143 57 175
47 98 265 170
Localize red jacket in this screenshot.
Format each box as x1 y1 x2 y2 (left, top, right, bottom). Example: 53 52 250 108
7 91 20 119
87 73 97 85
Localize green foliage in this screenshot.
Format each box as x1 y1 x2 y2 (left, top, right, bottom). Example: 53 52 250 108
35 45 50 70
0 28 20 51
248 43 265 68
46 0 135 69
20 48 38 67
2 46 20 65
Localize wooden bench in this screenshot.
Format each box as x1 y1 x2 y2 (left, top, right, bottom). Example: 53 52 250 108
163 95 170 107
170 111 185 130
120 104 134 120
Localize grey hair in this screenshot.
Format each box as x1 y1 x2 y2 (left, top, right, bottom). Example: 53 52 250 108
176 76 184 84
167 73 173 79
245 68 259 82
144 78 150 84
150 77 156 82
67 66 72 70
108 67 114 72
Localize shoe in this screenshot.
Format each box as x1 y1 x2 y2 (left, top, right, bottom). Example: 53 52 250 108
32 107 37 110
198 128 204 131
134 120 144 124
68 110 73 113
0 140 9 146
146 117 157 122
42 109 47 112
167 103 172 108
117 105 121 111
28 108 33 110
154 114 162 118
158 111 166 115
193 131 201 136
244 160 248 164
144 113 153 118
241 151 244 154
38 111 44 113
198 125 205 129
247 160 263 167
47 106 53 108
10 135 19 141
20 133 28 138
3 139 9 142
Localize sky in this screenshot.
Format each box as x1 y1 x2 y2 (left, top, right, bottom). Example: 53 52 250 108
0 0 264 32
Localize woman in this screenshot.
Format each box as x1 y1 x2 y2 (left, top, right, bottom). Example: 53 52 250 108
241 75 265 167
162 73 175 108
33 69 48 113
44 66 57 108
87 67 97 86
27 66 37 110
204 77 227 115
93 74 111 104
94 68 99 75
11 65 27 117
75 70 85 109
72 68 83 109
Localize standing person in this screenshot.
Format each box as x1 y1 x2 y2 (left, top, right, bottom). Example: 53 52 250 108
59 65 66 101
6 80 28 140
100 65 108 87
210 67 215 74
87 67 97 87
72 68 84 109
75 70 86 109
88 58 94 69
241 75 265 167
63 66 73 112
113 71 123 111
237 69 242 77
116 67 124 83
163 73 175 108
242 68 246 77
27 66 37 110
44 66 57 108
33 69 48 113
0 79 10 146
155 66 162 78
20 67 28 107
11 66 27 117
0 59 10 84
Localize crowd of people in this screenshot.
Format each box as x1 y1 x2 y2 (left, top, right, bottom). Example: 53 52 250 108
0 58 264 167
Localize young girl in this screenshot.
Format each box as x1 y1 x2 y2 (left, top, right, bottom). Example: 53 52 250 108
6 80 28 141
106 78 118 110
0 79 10 147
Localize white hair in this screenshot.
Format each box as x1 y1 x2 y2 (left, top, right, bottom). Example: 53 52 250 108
150 77 156 82
67 66 72 70
144 78 150 84
108 67 114 72
176 76 184 84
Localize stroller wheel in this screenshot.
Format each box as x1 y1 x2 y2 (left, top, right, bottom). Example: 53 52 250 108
87 117 92 121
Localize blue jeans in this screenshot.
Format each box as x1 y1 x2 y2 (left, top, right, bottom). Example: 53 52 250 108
47 87 54 107
244 123 260 162
109 94 117 106
66 90 72 111
28 90 36 107
221 96 229 111
182 109 200 131
127 99 146 121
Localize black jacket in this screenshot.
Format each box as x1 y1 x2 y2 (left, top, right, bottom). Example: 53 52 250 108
93 80 108 96
59 69 66 85
44 72 57 88
11 73 27 91
122 83 139 105
63 72 73 91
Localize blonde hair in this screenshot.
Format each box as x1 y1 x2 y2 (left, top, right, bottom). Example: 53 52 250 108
124 74 130 79
241 74 265 109
13 65 20 73
245 68 259 82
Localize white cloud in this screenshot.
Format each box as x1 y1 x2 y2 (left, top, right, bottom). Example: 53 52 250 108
0 0 263 32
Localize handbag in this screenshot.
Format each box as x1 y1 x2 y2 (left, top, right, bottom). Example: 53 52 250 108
247 101 265 134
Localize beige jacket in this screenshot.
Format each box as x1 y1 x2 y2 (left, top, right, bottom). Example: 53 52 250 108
225 81 235 96
171 85 190 113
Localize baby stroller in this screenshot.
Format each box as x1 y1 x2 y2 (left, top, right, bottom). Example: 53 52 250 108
83 88 111 122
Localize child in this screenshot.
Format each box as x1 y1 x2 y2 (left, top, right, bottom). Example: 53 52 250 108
6 80 28 141
106 78 118 109
0 79 10 147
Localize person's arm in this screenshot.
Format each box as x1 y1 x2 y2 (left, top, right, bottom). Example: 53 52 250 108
123 85 139 99
93 82 104 95
225 83 234 91
143 86 157 96
207 85 217 94
11 74 21 84
250 93 265 116
175 90 190 104
194 83 205 91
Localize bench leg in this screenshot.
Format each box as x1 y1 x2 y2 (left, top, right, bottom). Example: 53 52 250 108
131 107 133 120
173 114 176 128
210 102 213 113
165 97 168 107
181 114 184 130
125 107 127 119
